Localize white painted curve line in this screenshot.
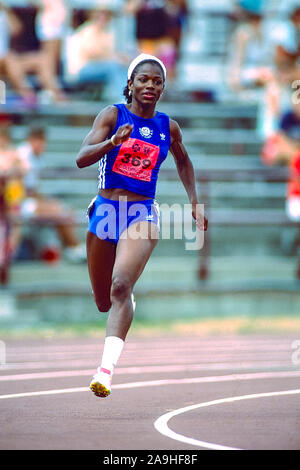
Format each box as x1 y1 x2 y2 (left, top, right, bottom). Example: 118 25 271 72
1 370 300 400
154 389 300 451
0 387 89 400
2 367 300 382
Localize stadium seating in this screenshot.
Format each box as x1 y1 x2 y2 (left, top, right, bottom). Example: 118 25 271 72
1 0 298 300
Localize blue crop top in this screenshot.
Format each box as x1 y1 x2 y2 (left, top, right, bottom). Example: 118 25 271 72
98 103 171 199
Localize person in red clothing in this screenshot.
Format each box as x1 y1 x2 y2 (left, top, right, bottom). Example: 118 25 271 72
261 100 300 277
0 127 27 258
287 150 300 278
274 106 300 222
287 150 300 222
277 104 300 277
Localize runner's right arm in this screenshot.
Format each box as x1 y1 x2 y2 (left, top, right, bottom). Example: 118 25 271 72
76 106 133 168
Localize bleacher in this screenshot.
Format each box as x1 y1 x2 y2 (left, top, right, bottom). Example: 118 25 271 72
2 98 298 292
1 0 300 305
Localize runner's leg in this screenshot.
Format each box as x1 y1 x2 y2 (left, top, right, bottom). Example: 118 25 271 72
86 230 116 313
90 221 158 397
107 221 159 339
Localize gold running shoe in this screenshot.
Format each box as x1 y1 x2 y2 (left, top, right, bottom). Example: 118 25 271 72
89 367 111 398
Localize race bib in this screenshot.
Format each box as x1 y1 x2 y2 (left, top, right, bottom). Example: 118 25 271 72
112 138 160 182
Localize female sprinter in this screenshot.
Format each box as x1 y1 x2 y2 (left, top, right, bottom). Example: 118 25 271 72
76 54 207 398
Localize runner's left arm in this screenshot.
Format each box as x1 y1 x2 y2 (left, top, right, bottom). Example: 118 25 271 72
170 119 207 231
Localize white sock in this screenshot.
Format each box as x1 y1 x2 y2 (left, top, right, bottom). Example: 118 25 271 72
99 336 124 376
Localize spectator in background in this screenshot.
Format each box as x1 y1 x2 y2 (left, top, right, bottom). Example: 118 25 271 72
259 2 300 139
0 127 26 214
32 0 69 101
281 103 300 218
273 3 300 70
0 2 67 104
0 3 36 103
261 94 300 167
18 126 86 263
125 0 177 81
261 97 300 277
7 1 68 104
34 0 69 73
64 5 128 101
227 0 274 94
0 127 27 257
165 0 188 81
279 101 300 278
15 50 67 104
227 1 300 140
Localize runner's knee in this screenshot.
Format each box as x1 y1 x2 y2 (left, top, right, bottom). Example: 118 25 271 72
110 275 132 303
96 301 111 313
94 295 111 313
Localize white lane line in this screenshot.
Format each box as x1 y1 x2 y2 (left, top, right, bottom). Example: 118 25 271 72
1 370 300 399
154 389 300 451
113 370 300 389
0 369 94 381
0 387 89 400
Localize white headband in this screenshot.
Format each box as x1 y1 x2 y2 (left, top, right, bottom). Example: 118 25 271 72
127 54 166 81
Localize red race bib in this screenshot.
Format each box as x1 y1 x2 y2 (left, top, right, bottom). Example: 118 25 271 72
112 138 160 182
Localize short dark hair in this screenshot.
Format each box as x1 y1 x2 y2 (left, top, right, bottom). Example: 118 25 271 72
27 126 46 140
123 60 165 104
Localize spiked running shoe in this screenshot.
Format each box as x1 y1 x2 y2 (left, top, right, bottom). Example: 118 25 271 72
89 367 112 398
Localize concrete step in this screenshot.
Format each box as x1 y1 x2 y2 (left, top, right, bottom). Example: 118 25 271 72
3 100 258 120
11 125 261 145
31 151 262 168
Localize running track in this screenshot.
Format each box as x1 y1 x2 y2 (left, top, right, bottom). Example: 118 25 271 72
0 334 300 450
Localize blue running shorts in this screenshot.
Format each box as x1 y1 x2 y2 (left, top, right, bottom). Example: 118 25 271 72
87 194 160 244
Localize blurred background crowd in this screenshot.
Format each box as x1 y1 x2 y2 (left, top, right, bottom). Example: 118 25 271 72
0 0 298 106
1 0 300 314
2 0 300 141
0 0 190 104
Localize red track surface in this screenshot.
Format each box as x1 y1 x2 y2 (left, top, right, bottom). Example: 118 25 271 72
0 334 300 450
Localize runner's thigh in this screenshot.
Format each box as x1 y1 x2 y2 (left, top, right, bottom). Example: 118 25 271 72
112 221 159 288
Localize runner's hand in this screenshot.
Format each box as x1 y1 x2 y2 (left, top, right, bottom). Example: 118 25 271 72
192 202 208 231
114 124 134 145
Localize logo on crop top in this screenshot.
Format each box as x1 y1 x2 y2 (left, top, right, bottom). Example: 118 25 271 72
139 127 153 139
